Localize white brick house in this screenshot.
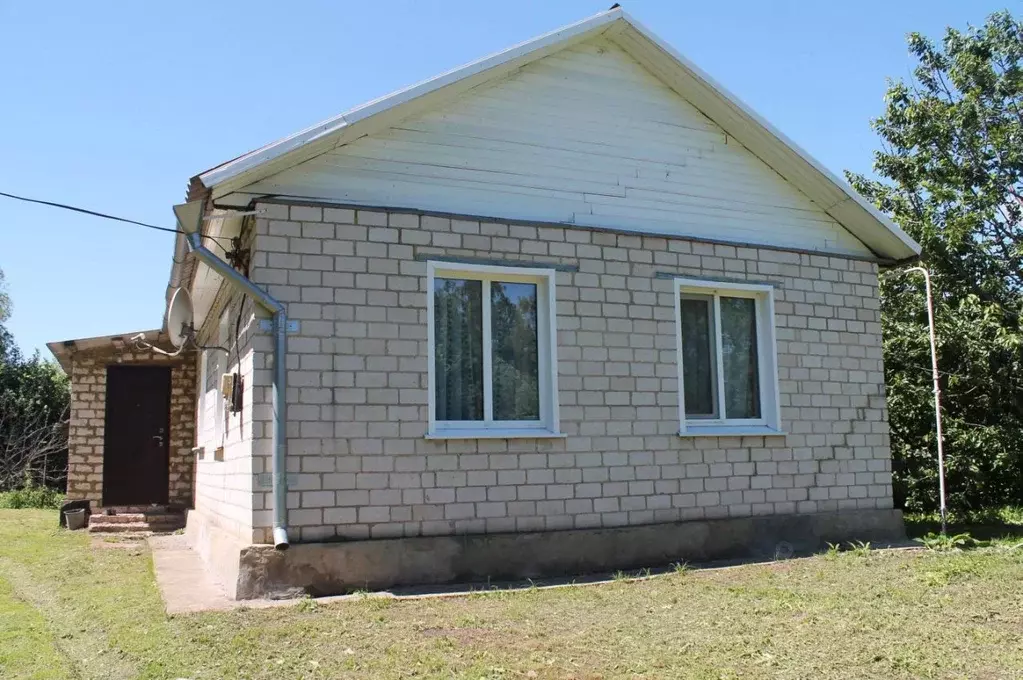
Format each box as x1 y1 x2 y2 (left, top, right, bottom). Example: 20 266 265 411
57 8 920 597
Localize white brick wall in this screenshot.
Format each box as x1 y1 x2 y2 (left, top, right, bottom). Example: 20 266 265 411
192 288 259 540
239 202 892 544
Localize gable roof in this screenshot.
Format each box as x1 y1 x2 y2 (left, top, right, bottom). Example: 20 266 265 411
193 8 920 262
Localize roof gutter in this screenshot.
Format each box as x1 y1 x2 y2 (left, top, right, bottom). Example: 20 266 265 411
883 252 924 269
177 203 290 551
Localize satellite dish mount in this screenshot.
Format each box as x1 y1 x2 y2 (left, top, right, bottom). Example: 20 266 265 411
131 288 196 356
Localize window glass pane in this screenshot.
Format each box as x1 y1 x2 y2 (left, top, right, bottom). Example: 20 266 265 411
680 296 716 417
204 350 218 393
491 281 540 421
434 278 484 421
720 296 761 419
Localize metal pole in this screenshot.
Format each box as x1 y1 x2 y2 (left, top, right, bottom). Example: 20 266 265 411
271 309 289 550
906 266 947 534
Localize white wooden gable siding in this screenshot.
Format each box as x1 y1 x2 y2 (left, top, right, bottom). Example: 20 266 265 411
241 38 871 256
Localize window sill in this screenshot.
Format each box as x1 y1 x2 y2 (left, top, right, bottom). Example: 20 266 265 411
678 425 786 438
426 429 566 440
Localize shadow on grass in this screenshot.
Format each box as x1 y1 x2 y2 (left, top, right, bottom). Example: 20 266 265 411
904 507 1023 544
341 548 897 600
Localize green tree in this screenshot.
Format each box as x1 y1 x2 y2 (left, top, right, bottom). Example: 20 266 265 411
0 267 70 490
849 11 1023 512
0 268 10 323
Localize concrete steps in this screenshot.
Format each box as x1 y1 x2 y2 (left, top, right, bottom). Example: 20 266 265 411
87 508 186 534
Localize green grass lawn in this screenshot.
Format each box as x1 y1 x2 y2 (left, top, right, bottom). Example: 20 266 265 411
2 510 1023 679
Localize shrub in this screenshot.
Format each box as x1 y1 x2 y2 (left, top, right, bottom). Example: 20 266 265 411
0 485 65 509
915 532 976 552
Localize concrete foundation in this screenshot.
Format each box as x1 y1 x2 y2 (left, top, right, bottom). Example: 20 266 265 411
187 508 905 599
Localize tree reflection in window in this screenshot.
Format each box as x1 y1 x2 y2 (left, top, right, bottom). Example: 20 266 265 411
491 282 540 421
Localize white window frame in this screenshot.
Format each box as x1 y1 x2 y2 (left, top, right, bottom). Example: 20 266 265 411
426 261 562 439
674 277 782 437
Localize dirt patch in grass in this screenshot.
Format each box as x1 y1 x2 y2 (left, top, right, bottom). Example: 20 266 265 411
3 509 1023 679
418 625 497 646
91 535 147 551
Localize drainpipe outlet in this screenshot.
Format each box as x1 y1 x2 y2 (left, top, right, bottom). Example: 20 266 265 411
273 526 290 551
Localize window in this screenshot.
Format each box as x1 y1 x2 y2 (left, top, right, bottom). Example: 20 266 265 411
215 311 230 443
198 312 230 446
674 278 781 436
427 261 561 439
198 349 209 437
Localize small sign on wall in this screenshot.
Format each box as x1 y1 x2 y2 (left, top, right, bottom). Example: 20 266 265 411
256 473 291 489
257 319 300 333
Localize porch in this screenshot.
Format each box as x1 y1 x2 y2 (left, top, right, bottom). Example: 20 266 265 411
47 330 197 517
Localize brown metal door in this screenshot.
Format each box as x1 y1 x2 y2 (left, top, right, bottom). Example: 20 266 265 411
103 365 171 506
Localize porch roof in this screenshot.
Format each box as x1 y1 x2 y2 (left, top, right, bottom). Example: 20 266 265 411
46 329 165 373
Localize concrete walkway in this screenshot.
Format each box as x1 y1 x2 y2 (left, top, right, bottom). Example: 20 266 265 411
148 535 282 614
147 535 403 613
146 533 652 614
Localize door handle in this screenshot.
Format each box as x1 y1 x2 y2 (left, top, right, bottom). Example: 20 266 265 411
152 435 164 447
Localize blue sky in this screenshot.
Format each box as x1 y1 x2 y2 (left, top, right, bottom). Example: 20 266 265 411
0 1 1010 357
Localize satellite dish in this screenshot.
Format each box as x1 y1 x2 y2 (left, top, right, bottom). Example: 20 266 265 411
166 288 195 349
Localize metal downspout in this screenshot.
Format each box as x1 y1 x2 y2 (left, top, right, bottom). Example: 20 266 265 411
184 232 290 550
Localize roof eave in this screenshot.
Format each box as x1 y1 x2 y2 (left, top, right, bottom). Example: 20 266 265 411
46 328 165 373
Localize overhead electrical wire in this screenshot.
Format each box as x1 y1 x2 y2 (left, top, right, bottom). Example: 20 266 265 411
0 190 235 247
